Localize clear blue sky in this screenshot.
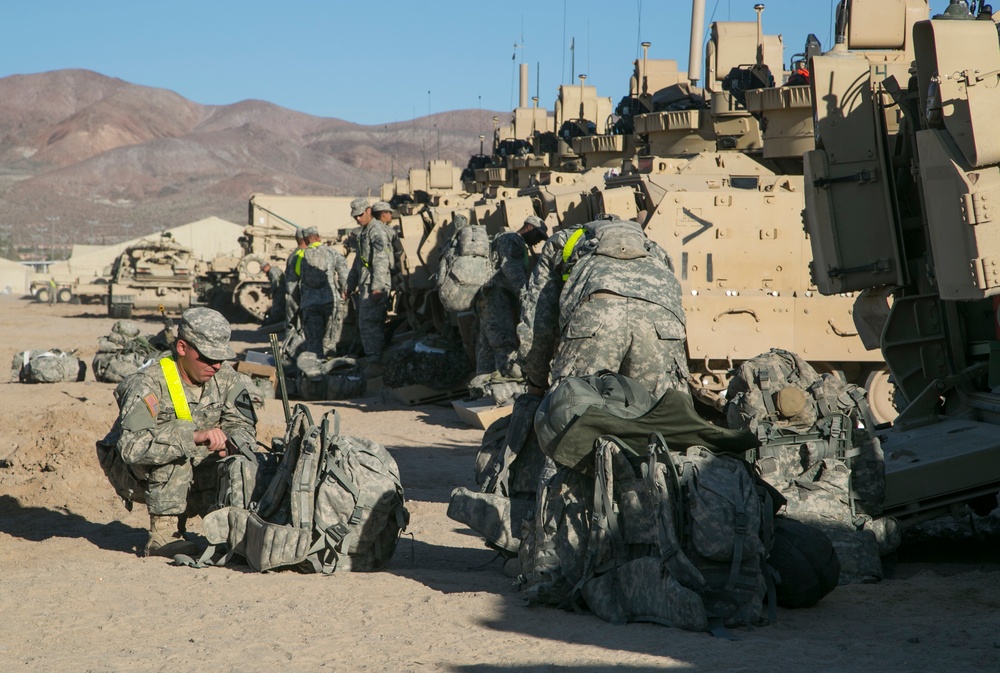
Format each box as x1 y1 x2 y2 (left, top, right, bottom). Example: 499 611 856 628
3 1 953 126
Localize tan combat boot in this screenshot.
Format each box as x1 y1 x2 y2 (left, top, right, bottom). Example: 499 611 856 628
145 514 199 557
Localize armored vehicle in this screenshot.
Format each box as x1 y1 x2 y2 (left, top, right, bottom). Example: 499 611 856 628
803 0 1000 524
106 234 201 319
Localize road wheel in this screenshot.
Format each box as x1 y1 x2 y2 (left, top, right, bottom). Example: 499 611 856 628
865 367 899 425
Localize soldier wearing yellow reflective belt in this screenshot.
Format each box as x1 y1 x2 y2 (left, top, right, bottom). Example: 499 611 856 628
97 308 257 557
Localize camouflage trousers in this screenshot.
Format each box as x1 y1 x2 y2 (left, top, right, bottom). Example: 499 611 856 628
476 286 519 376
358 293 389 359
551 295 690 399
129 452 222 517
301 302 334 358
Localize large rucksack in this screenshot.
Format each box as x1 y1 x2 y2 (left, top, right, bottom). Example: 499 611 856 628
520 433 775 634
436 223 491 312
92 320 159 383
12 349 86 383
201 405 408 573
725 349 896 583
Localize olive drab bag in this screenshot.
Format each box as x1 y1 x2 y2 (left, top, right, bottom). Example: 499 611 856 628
200 405 408 573
436 223 491 312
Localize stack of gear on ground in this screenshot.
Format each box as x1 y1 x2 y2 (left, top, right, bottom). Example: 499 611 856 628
91 320 162 383
11 348 86 383
725 348 899 583
382 337 471 391
293 352 366 401
450 372 842 633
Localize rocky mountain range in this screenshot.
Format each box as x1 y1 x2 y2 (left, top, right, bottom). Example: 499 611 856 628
0 69 501 254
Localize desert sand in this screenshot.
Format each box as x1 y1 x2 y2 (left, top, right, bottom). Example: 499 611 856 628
1 294 998 673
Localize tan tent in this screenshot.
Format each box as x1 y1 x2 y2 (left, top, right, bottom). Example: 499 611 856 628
0 258 31 295
42 216 244 287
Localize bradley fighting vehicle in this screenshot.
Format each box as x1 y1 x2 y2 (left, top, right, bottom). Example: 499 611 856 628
106 234 201 319
468 3 901 420
803 0 1000 525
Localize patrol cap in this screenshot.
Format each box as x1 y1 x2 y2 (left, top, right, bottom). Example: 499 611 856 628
295 227 307 240
301 226 319 238
524 215 548 236
371 201 392 213
177 307 236 361
350 197 370 217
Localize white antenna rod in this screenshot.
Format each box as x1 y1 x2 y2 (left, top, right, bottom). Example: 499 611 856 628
688 0 706 86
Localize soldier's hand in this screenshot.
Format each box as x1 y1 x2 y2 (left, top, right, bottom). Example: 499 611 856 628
194 428 228 453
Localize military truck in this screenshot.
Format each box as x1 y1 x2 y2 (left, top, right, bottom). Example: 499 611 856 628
803 0 1000 525
106 235 202 319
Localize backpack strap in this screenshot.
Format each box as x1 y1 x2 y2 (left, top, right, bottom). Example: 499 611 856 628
756 366 778 417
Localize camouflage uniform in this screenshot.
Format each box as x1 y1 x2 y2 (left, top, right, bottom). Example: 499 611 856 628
299 243 349 357
550 218 690 398
348 220 394 359
516 225 583 389
284 244 306 325
97 308 257 557
265 263 287 326
477 231 532 375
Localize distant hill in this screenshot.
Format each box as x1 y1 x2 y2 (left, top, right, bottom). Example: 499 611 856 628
0 69 502 252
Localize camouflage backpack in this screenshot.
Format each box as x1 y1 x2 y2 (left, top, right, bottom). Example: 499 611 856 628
202 406 409 573
725 349 895 583
92 320 158 383
521 434 774 634
12 349 86 383
436 223 491 312
447 393 554 557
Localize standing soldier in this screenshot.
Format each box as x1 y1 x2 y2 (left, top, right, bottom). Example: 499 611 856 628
347 198 394 363
261 262 286 326
477 215 548 377
96 308 257 557
283 228 309 328
299 228 349 358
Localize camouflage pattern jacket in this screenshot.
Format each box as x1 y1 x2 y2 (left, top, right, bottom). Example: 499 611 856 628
517 226 581 388
348 221 394 296
284 246 306 315
300 244 349 309
486 231 530 294
109 354 257 467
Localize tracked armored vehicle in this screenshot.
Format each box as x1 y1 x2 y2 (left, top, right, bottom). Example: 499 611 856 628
803 0 1000 525
106 234 201 319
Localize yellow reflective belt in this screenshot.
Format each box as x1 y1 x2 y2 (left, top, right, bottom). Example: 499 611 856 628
561 228 586 281
159 357 192 422
295 242 321 276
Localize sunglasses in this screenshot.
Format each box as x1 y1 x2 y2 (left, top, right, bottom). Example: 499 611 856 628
191 346 225 366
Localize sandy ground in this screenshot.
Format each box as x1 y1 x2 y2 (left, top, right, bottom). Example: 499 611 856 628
1 294 999 673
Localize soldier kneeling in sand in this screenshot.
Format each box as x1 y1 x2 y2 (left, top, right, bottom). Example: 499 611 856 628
96 308 257 556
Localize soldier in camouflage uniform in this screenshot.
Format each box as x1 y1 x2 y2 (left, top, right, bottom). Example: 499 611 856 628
299 227 349 358
97 308 257 557
261 262 286 326
517 223 585 394
540 216 690 399
347 198 394 362
283 228 309 327
477 216 548 377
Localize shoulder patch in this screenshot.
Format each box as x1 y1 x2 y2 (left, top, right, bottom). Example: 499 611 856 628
143 393 159 418
234 389 257 424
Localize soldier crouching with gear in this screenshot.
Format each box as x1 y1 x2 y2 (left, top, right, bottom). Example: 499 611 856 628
96 307 257 557
539 216 691 398
477 215 548 378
